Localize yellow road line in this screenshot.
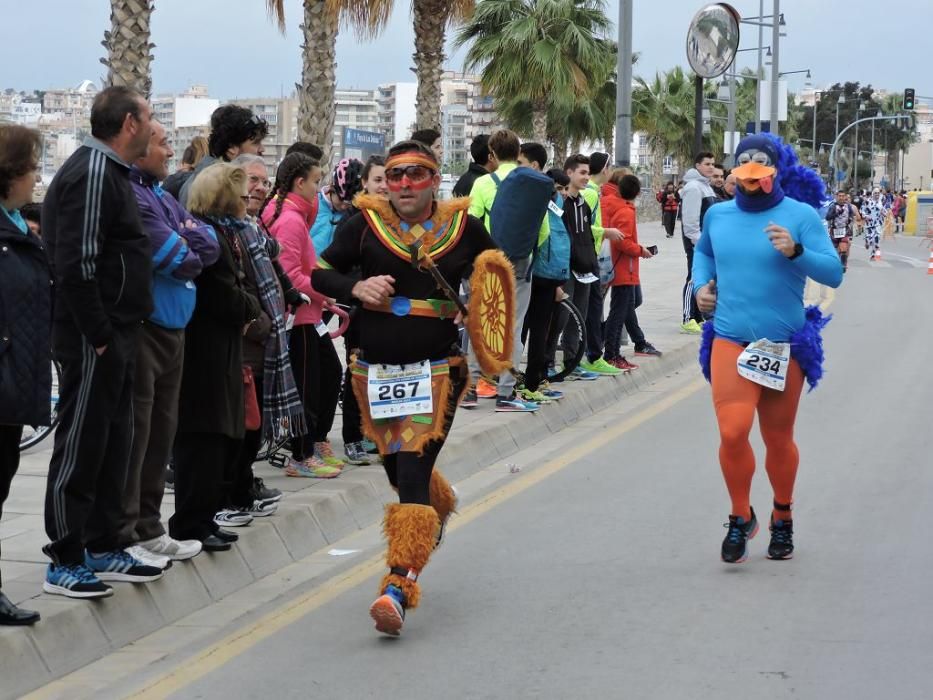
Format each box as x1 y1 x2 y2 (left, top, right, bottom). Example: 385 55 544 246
29 378 706 700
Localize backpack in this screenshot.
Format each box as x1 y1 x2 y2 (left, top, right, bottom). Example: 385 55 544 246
533 196 571 282
488 167 554 260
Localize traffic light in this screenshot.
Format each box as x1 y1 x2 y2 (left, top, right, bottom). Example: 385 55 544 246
904 88 915 110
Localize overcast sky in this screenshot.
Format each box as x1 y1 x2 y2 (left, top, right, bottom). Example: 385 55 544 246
3 0 929 101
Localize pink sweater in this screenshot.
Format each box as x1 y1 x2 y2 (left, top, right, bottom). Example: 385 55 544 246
261 193 328 326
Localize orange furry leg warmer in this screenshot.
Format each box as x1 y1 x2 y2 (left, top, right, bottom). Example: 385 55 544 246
378 503 440 610
429 470 458 524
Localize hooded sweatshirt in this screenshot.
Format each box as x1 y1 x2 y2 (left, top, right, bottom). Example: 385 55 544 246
679 168 717 244
601 182 644 286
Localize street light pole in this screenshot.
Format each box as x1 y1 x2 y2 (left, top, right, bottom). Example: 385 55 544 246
615 0 633 167
811 93 819 162
769 0 781 135
755 0 763 133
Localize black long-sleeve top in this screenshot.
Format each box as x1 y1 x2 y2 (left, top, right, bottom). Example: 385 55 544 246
311 209 494 365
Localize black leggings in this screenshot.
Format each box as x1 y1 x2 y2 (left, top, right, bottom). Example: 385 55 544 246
288 324 342 460
380 362 468 504
522 277 562 391
341 318 364 445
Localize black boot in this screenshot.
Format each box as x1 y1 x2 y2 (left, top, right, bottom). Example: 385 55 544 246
0 591 40 626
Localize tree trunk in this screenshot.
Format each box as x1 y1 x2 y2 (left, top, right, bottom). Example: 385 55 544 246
412 0 447 132
551 139 567 169
569 139 582 157
532 107 548 143
297 0 338 169
101 0 155 98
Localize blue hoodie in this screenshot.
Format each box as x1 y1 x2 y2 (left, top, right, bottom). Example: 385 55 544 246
309 190 346 254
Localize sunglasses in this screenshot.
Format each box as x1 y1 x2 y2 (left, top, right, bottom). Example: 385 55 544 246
385 165 435 184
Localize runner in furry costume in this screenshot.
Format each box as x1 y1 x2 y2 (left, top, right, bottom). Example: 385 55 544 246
312 140 502 636
693 134 843 564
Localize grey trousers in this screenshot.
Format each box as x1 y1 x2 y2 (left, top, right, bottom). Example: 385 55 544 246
117 323 185 546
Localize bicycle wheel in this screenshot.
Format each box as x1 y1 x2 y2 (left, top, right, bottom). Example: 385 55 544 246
549 298 586 383
19 361 62 451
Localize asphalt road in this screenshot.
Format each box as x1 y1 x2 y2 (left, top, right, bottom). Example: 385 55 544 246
131 238 933 699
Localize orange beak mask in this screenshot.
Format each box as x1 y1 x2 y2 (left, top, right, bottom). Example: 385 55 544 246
731 161 777 194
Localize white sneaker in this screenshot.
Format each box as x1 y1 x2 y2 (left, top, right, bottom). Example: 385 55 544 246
138 534 202 561
125 545 171 570
245 500 278 518
213 509 253 528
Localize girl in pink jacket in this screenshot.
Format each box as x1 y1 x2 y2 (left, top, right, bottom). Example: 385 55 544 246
261 153 343 478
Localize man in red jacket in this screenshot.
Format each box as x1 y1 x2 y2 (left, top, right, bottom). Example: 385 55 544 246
601 173 662 368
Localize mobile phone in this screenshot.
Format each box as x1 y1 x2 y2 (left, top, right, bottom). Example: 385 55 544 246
647 245 658 255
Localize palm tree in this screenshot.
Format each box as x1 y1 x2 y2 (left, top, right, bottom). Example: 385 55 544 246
456 0 613 143
411 0 476 131
632 67 696 177
266 0 394 167
101 0 156 98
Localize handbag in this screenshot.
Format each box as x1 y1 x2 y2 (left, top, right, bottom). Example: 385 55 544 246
243 366 261 431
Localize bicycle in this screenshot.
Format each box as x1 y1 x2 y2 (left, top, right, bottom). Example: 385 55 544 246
548 297 586 382
19 361 62 452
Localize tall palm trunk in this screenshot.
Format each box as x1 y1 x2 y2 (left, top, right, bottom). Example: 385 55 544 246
297 0 338 168
551 139 567 168
101 0 155 98
532 103 548 143
412 0 447 132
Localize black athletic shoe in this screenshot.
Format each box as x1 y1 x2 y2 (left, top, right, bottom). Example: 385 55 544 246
251 476 282 504
164 465 175 493
721 508 759 563
767 518 794 560
460 388 478 409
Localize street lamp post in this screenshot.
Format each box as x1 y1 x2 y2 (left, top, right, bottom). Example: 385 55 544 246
812 91 820 163
756 0 763 133
770 0 781 135
834 95 845 181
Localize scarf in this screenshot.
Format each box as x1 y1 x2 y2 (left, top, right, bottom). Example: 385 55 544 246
222 216 307 440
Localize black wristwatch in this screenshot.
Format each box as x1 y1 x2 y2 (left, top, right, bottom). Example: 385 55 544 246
789 243 804 260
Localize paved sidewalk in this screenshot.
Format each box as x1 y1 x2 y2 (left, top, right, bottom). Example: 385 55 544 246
0 221 702 696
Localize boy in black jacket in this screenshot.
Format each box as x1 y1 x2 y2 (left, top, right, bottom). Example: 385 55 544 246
41 86 161 599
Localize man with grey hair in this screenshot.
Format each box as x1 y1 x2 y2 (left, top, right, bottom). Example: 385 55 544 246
231 154 271 219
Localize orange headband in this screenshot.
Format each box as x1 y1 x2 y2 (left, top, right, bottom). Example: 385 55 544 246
385 151 438 171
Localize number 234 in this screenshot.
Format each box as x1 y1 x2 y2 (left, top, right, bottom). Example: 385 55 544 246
746 355 781 373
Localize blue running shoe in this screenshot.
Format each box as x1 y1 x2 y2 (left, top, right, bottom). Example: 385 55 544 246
85 550 164 583
370 584 406 636
43 563 113 599
568 367 599 381
538 381 564 400
495 394 540 412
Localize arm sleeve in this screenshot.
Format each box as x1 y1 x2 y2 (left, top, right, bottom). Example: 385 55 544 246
681 185 702 242
590 197 604 251
792 208 844 288
137 196 204 281
613 209 641 257
53 171 113 347
311 219 365 301
172 197 221 269
468 178 488 222
274 219 327 304
692 213 717 293
195 247 261 326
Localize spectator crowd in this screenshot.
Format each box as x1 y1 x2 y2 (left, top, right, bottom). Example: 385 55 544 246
2 85 782 625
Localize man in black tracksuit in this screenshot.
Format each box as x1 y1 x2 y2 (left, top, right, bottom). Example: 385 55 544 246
41 87 160 598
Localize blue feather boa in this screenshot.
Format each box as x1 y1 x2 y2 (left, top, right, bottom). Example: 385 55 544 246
698 307 831 392
762 133 827 210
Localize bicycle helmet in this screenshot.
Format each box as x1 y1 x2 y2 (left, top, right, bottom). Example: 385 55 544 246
331 158 364 202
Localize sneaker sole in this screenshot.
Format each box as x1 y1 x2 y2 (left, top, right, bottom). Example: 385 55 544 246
43 582 113 599
369 597 403 637
766 551 794 560
258 494 284 504
249 508 278 518
93 571 164 583
213 520 252 527
494 407 540 413
161 549 201 561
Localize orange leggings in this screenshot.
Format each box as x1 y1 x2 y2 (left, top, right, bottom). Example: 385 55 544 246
711 339 804 523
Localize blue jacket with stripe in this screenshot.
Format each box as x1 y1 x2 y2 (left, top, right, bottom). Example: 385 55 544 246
129 167 220 329
42 137 153 346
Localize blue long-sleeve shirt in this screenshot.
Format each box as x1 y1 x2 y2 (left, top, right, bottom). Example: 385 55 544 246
130 167 220 329
692 197 843 344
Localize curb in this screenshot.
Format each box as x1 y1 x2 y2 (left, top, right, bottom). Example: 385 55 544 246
0 340 701 698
